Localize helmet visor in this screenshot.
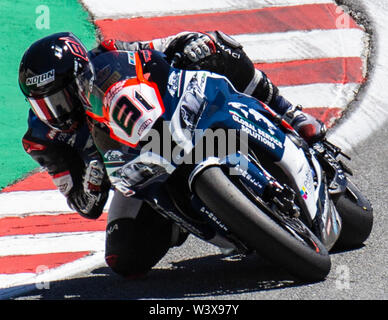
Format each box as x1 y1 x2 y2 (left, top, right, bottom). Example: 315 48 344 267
27 82 81 130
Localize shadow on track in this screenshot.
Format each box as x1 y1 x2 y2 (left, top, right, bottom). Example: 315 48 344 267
23 253 314 300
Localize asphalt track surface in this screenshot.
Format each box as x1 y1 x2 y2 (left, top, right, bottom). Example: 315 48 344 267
13 122 387 301
12 0 388 301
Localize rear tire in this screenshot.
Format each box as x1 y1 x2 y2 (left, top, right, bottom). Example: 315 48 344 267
193 166 331 282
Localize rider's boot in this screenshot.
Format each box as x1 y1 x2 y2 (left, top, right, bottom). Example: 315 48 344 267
271 95 327 144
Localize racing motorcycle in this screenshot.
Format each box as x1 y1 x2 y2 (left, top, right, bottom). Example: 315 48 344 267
79 50 373 282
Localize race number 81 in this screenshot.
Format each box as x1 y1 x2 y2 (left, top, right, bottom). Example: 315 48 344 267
111 95 142 137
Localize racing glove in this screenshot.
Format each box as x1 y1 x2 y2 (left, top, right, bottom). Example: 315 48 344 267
182 33 217 63
67 160 111 219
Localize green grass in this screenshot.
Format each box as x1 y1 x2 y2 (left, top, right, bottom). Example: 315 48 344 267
0 0 97 189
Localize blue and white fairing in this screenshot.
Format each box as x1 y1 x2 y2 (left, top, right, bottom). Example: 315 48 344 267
162 67 320 222
164 68 286 160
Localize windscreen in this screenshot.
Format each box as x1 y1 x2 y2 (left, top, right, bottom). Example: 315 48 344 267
77 51 138 117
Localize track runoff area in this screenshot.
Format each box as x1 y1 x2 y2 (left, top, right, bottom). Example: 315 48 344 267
0 0 369 298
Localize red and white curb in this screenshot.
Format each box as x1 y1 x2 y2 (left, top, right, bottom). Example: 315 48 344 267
0 0 370 298
328 1 388 151
0 172 112 298
89 0 369 127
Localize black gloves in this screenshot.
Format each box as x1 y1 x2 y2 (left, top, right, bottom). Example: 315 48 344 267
66 160 111 219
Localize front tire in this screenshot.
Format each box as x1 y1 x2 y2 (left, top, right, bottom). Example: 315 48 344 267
193 166 331 282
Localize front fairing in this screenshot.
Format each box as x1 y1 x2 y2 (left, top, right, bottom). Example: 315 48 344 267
81 51 169 197
164 70 287 164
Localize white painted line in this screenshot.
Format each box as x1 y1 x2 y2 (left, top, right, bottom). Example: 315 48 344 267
81 0 334 20
234 28 368 63
279 83 361 109
0 251 106 297
0 190 73 216
0 232 105 257
0 190 114 217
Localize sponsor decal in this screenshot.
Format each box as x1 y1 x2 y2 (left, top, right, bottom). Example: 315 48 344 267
230 111 283 150
178 73 207 133
59 36 89 61
128 52 135 65
153 202 205 237
141 50 152 62
22 139 47 153
104 150 125 164
167 70 181 97
302 169 315 198
218 43 241 59
300 186 308 200
229 102 277 135
234 165 265 191
137 118 153 136
46 128 58 140
106 223 118 235
248 108 277 135
200 206 228 232
199 72 207 90
228 102 249 118
26 69 55 87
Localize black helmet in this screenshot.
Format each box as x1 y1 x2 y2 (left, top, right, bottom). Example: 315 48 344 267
19 32 90 131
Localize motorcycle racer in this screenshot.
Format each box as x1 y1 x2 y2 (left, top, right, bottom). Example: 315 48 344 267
18 31 325 278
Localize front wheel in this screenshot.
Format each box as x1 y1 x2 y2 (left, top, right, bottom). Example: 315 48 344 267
193 166 331 282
